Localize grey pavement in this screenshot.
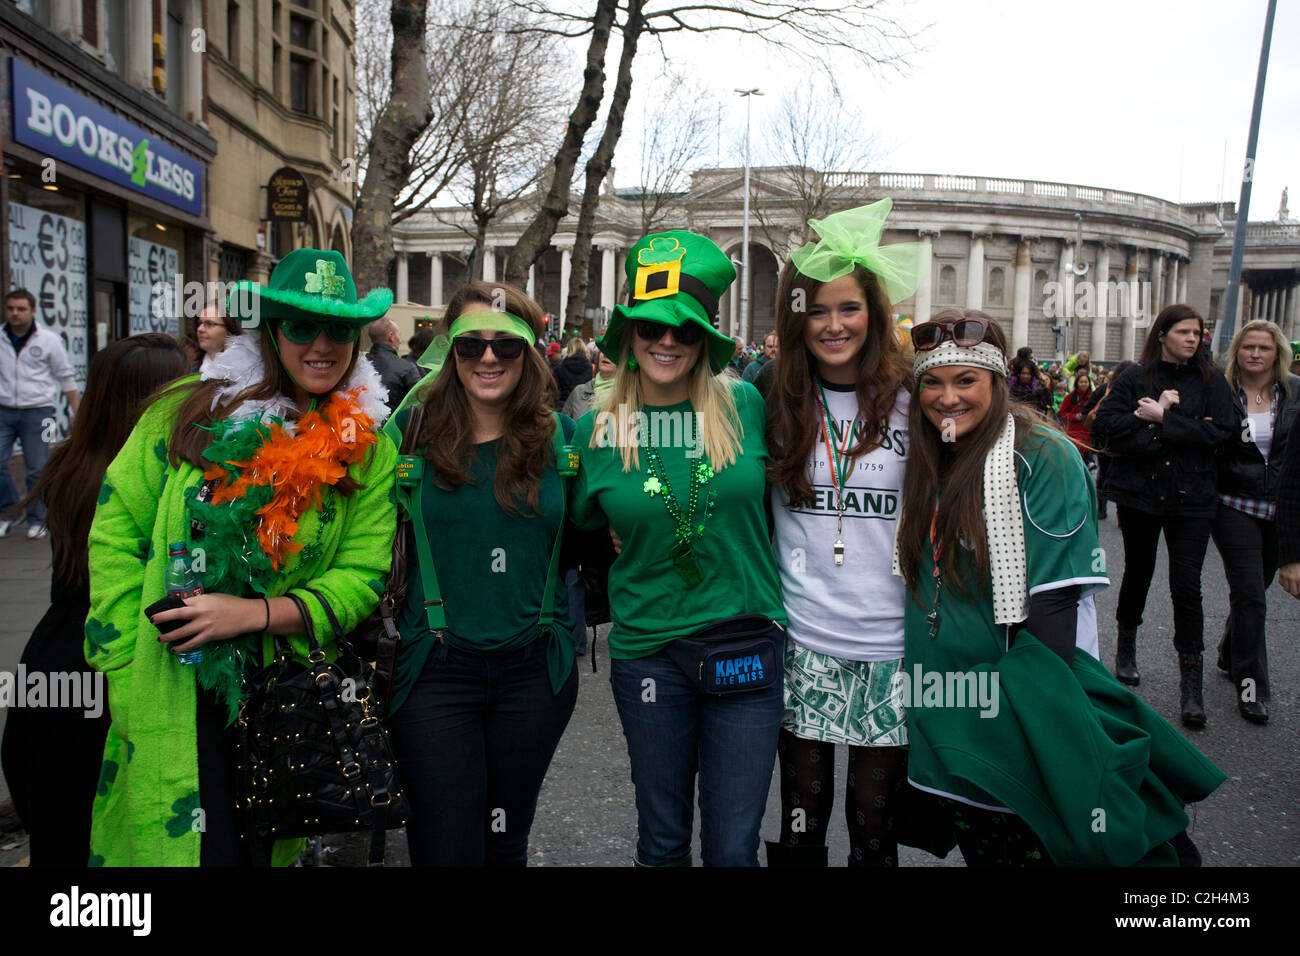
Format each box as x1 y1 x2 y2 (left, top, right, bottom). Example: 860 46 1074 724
2 507 1297 867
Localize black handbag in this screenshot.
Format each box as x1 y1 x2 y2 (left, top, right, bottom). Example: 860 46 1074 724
235 590 409 866
663 614 784 695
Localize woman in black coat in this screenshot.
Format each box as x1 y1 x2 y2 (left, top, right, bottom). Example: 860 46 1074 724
1209 320 1299 724
1092 304 1235 728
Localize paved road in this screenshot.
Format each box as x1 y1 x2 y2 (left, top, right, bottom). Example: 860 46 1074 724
2 509 1296 867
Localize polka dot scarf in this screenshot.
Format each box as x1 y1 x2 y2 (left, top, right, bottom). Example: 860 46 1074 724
985 413 1027 625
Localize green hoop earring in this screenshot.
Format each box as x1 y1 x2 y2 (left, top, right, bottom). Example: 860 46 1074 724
627 355 639 371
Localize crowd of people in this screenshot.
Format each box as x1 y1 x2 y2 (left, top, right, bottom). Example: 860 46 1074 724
2 202 1298 868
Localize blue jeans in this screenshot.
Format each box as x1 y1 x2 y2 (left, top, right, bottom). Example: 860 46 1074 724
389 636 577 866
0 405 54 526
609 644 783 866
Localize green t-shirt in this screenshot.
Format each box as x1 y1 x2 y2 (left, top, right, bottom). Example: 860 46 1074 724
904 425 1109 808
570 380 785 659
390 410 575 712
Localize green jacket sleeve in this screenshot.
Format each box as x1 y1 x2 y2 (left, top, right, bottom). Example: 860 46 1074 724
569 410 608 531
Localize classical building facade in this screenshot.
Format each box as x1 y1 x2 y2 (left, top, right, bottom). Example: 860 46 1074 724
392 166 1300 360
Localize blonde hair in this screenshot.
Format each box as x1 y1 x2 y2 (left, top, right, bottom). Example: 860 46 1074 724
588 340 744 472
1225 319 1291 395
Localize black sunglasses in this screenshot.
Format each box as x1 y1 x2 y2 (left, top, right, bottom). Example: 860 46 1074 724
452 335 528 361
279 317 361 345
910 317 990 352
634 319 703 347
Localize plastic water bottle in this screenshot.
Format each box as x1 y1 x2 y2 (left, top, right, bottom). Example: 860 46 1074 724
164 542 204 666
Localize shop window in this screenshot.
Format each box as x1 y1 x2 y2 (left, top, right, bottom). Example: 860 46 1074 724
290 55 313 113
988 266 1005 306
82 0 97 46
127 215 185 337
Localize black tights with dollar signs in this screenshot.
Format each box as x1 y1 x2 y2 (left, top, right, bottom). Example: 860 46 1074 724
776 729 909 866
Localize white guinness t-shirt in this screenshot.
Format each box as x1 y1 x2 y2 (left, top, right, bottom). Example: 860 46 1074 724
771 384 909 660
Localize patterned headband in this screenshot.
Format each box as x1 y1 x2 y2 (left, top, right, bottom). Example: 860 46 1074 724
913 341 1009 380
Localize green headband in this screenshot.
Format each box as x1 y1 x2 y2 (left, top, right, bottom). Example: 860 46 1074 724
448 310 535 342
789 199 925 304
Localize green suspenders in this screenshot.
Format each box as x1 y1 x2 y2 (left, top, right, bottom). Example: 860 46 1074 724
401 412 574 639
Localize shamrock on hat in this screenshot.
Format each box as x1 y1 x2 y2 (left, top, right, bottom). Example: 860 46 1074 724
226 248 393 329
597 230 737 373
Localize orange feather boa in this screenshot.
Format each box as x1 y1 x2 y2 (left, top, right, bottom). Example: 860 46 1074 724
204 389 377 569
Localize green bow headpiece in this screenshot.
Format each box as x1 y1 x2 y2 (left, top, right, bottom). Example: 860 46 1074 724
789 199 925 304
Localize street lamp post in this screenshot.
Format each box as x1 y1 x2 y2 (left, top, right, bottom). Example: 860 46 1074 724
736 88 762 345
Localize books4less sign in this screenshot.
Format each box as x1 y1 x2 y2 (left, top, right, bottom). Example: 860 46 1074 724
10 59 203 217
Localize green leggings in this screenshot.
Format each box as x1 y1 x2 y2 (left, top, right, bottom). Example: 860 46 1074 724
942 798 1053 868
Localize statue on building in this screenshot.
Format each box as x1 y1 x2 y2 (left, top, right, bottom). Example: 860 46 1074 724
1280 187 1289 222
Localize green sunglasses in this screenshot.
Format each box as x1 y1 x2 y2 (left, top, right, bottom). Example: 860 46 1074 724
277 317 361 345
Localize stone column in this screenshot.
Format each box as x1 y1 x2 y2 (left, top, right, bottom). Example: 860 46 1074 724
182 0 203 121
1159 252 1170 312
1169 257 1180 306
1178 265 1188 303
527 265 536 301
482 247 496 283
1012 237 1033 351
396 252 409 303
1122 247 1140 360
126 0 153 90
914 230 936 325
601 245 618 313
429 252 442 307
965 232 988 310
1092 244 1111 360
1285 283 1299 338
559 246 572 330
1056 240 1076 360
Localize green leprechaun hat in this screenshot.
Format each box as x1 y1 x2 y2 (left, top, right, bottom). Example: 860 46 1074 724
598 231 737 373
226 248 393 327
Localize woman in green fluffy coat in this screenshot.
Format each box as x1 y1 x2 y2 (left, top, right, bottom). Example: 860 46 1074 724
84 250 397 866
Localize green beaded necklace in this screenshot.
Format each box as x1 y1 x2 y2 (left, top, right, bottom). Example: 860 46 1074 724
644 448 717 587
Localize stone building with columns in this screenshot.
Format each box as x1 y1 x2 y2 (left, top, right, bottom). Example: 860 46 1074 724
392 166 1300 360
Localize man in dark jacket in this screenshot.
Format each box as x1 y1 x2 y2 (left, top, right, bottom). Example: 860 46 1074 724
552 338 593 409
366 318 422 411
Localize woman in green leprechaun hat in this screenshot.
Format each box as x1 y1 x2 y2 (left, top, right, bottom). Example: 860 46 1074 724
84 248 398 866
380 279 579 867
570 230 787 866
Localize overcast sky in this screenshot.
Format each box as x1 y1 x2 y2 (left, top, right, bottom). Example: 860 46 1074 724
610 0 1299 220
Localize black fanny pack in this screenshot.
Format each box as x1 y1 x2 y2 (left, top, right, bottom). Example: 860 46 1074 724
664 615 784 695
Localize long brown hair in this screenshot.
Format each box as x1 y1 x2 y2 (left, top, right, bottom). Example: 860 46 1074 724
167 320 365 494
26 334 189 587
766 260 909 507
896 312 1059 600
1140 303 1215 389
413 281 557 514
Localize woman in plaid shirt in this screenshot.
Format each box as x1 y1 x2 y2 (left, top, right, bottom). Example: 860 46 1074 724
1210 320 1299 725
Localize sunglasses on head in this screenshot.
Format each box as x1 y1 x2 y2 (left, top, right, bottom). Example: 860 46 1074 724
278 317 361 345
910 317 990 352
452 335 528 361
633 319 703 347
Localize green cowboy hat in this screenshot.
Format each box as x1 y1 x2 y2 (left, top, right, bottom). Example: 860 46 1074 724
597 231 737 373
226 248 393 327
1292 340 1300 364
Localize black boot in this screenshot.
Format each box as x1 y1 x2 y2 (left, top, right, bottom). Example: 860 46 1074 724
1114 626 1140 686
1179 652 1206 729
1169 829 1202 867
765 841 828 867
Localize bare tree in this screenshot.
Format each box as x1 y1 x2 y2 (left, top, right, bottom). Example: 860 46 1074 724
500 0 918 291
748 84 881 255
634 71 717 233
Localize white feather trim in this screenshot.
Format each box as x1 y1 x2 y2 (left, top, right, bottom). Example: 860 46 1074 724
201 328 390 431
